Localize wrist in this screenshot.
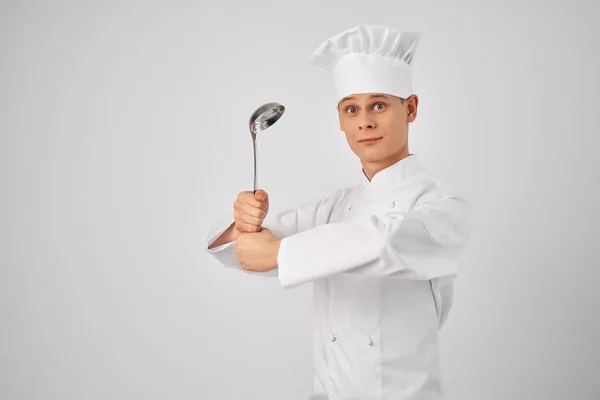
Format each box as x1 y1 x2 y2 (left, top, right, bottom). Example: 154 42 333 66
273 239 281 269
231 224 242 240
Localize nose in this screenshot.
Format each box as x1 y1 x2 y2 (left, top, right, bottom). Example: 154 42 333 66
358 114 376 130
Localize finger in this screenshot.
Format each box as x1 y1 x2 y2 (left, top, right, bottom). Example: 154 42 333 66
244 196 266 210
235 221 261 233
234 199 265 214
238 213 262 227
241 205 266 219
234 207 264 223
236 191 255 206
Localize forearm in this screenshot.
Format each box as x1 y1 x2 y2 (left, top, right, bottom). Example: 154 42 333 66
207 222 240 249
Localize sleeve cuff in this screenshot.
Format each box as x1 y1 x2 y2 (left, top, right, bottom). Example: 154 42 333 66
277 237 292 288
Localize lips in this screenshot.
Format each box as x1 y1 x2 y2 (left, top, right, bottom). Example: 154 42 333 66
359 137 383 143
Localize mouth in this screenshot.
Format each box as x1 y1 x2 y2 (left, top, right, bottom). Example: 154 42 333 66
358 137 383 143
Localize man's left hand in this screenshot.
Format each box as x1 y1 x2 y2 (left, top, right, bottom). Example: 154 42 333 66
235 228 280 272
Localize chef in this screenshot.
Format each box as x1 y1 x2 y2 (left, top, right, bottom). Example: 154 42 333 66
206 24 474 400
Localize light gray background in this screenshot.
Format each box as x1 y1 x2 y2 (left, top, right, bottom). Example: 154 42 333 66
2 1 599 399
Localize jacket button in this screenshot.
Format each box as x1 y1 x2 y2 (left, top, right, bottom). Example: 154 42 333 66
390 201 395 208
331 334 337 342
368 337 373 346
348 204 353 211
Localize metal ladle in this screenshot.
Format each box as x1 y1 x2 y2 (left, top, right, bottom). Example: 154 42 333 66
248 102 285 194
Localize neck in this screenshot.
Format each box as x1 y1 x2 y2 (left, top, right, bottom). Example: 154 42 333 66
361 147 411 182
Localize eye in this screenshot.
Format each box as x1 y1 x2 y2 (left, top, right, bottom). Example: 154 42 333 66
373 102 386 110
345 106 357 113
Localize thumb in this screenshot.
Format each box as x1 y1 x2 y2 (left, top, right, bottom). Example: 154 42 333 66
255 190 267 201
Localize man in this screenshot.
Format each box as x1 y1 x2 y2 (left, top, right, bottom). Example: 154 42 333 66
206 24 474 400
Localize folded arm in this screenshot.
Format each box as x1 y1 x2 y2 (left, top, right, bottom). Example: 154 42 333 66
277 187 474 288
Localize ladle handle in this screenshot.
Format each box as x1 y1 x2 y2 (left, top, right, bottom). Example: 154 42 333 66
252 136 258 194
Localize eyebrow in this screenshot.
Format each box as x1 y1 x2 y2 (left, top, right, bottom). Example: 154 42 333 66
339 94 390 106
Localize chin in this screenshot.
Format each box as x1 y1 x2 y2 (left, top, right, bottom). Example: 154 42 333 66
358 152 386 163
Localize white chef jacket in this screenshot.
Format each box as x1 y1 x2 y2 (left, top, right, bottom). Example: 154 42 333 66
205 154 474 400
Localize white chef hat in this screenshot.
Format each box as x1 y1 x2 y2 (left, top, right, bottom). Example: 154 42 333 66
309 24 421 105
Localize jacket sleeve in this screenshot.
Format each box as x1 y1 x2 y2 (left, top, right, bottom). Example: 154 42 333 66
205 191 342 278
276 185 474 289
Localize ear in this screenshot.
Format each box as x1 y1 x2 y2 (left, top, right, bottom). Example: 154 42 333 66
406 94 419 123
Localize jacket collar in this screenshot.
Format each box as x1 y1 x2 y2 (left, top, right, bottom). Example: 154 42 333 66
360 154 422 189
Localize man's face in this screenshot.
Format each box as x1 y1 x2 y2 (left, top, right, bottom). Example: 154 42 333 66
337 93 418 163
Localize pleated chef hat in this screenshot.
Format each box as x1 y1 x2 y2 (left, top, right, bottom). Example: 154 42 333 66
309 24 421 105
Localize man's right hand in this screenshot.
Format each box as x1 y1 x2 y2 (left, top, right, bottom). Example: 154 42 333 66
233 189 269 234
